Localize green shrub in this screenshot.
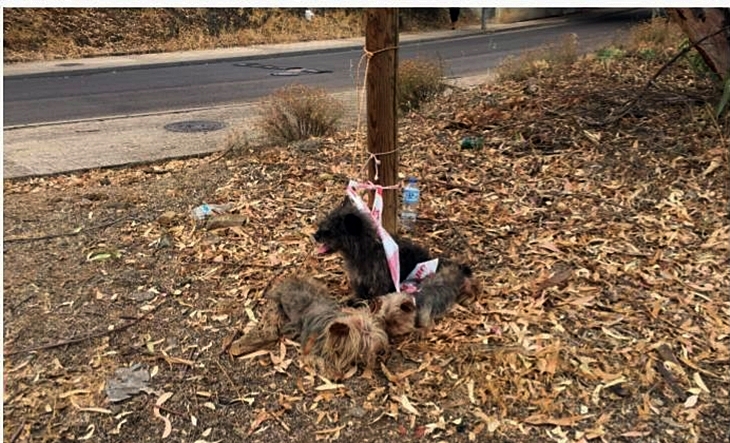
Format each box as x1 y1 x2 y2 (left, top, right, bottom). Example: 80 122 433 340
596 46 625 61
257 84 343 144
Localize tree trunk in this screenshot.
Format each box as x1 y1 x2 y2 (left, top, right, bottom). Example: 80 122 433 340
667 8 730 81
365 9 399 234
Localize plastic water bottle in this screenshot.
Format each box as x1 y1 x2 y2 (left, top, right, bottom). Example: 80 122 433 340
401 177 420 232
191 203 232 223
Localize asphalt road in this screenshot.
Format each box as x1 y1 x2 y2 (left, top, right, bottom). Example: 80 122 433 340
3 9 653 127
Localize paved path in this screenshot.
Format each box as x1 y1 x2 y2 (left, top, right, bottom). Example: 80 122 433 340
2 11 636 179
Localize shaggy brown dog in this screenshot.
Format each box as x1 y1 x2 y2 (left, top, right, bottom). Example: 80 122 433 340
266 276 388 378
374 261 478 338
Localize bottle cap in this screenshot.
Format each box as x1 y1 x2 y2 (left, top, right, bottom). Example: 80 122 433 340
408 177 417 183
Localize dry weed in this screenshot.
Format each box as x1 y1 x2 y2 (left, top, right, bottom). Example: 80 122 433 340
496 33 578 82
3 8 365 63
397 57 446 112
257 84 343 144
624 17 683 53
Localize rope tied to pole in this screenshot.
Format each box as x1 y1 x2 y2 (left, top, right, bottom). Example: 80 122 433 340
353 45 400 181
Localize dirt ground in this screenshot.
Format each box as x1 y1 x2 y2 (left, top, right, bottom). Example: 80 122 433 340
4 35 730 443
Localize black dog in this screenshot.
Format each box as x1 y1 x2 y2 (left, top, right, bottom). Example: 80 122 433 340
314 197 432 302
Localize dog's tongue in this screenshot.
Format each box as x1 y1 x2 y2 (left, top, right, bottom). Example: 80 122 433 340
316 244 330 255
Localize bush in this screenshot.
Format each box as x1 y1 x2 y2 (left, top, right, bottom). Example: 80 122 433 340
397 57 446 112
496 33 578 82
257 84 343 144
625 17 680 52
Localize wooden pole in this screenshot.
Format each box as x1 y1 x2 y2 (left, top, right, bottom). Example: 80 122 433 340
667 8 730 82
365 8 399 234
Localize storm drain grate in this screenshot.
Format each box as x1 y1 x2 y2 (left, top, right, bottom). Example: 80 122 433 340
163 120 226 133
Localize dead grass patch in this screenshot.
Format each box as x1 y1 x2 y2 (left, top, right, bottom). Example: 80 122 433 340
257 84 343 144
623 16 683 53
397 57 447 112
496 33 579 82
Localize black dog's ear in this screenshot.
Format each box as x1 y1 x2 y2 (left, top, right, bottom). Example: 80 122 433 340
343 213 364 236
339 195 352 207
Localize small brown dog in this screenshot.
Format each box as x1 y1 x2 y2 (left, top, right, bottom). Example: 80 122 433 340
374 260 478 338
313 197 432 303
267 276 388 378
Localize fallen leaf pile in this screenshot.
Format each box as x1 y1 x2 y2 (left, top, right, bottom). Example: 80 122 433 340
3 50 729 443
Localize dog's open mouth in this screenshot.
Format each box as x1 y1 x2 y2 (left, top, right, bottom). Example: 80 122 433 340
316 244 332 255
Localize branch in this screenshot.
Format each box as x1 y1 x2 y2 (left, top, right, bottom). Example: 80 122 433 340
601 23 730 125
420 178 484 193
4 299 168 357
4 216 129 244
9 421 24 443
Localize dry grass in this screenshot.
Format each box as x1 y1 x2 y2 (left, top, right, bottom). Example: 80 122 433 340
3 8 467 63
496 33 579 82
257 84 343 144
623 16 683 53
3 8 365 62
397 57 447 112
216 128 253 159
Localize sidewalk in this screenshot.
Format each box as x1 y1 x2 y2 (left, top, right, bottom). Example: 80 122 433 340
3 10 634 179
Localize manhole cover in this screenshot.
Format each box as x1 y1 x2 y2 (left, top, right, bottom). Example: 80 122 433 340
57 62 84 67
163 120 226 133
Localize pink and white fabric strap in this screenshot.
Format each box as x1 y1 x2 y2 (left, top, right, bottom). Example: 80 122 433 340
346 180 402 292
345 180 438 293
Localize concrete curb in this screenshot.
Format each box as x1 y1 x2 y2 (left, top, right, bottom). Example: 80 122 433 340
2 73 494 180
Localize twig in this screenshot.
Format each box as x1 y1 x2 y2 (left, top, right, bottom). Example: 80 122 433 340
214 358 242 397
601 24 730 125
156 405 187 418
4 299 168 356
224 261 280 270
10 293 36 313
208 129 251 164
654 344 687 400
421 178 484 194
4 216 129 244
9 421 25 443
655 360 686 400
180 347 198 378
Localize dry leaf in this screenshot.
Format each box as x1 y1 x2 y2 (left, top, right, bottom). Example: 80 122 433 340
467 379 476 405
78 425 95 441
153 392 173 439
398 394 420 416
248 410 270 435
315 379 345 391
684 394 698 408
693 372 710 393
60 389 90 399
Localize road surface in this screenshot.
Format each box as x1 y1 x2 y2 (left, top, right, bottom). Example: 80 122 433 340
3 9 653 127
